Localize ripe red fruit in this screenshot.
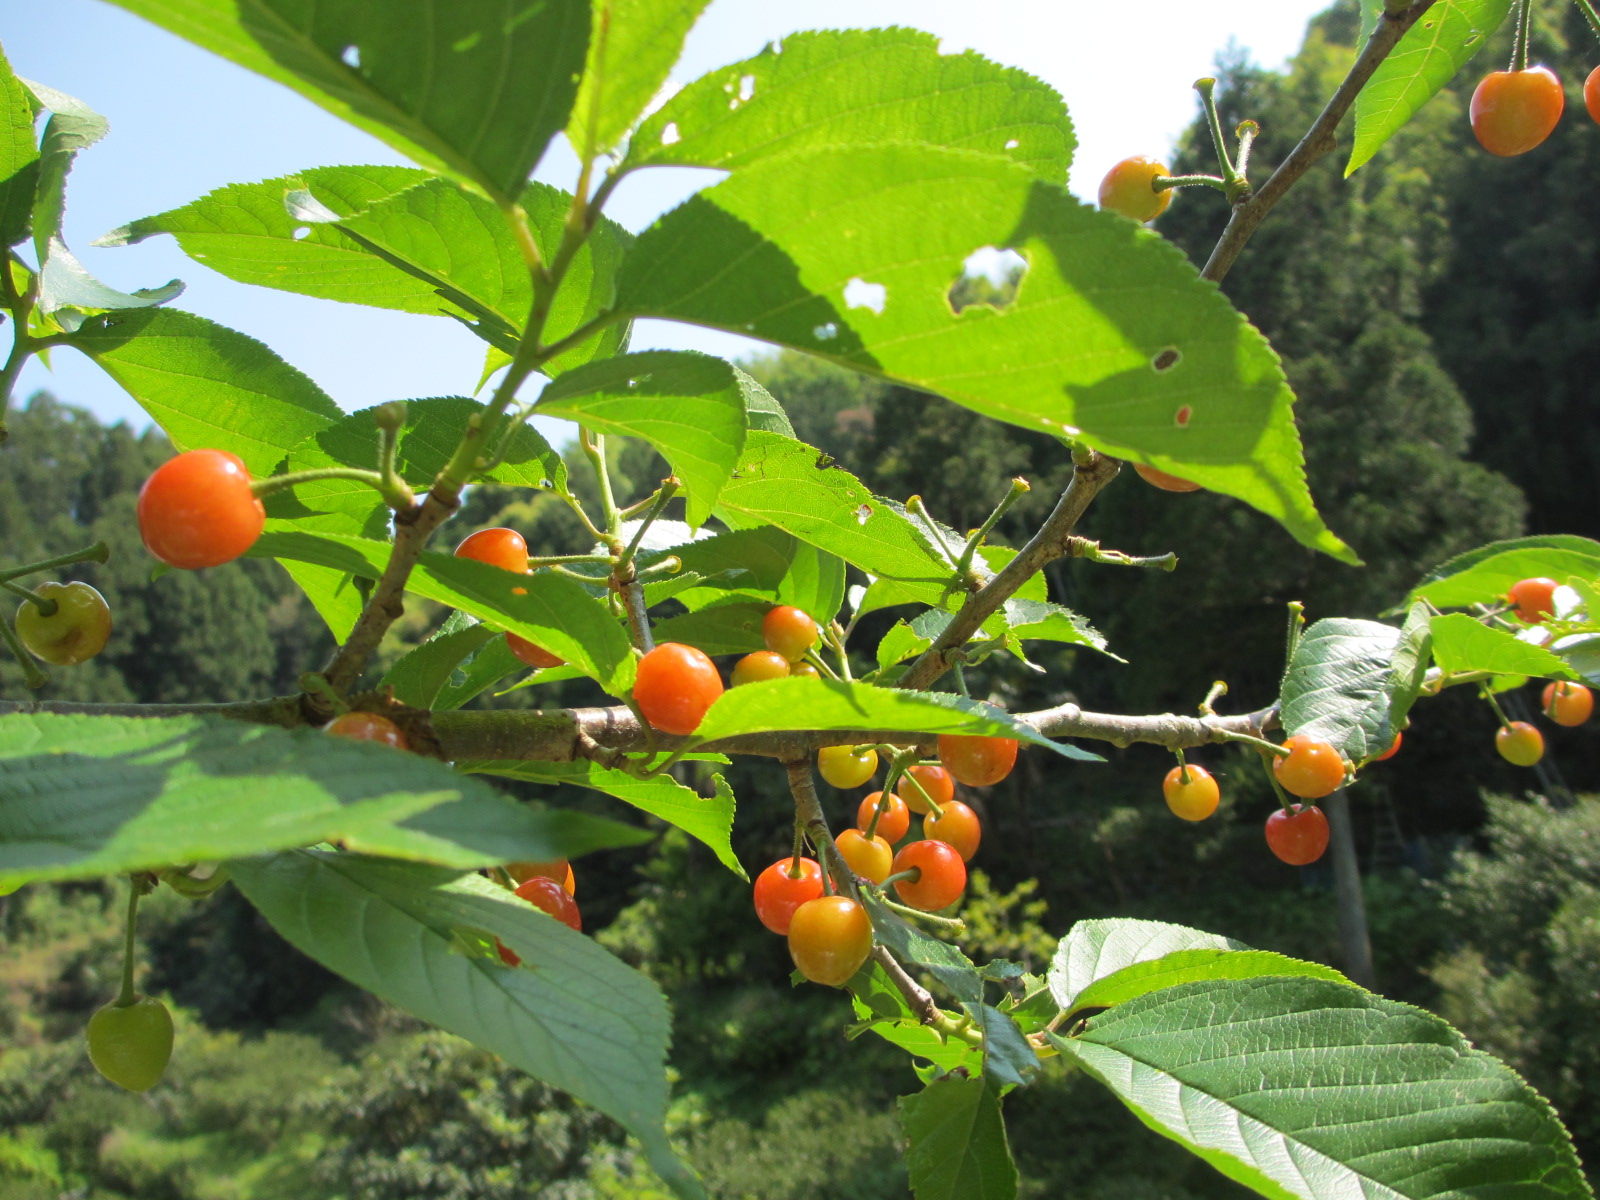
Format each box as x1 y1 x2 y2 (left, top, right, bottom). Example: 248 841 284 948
325 711 409 750
836 828 893 884
924 799 982 861
891 840 967 911
753 857 824 935
633 642 723 735
14 581 112 666
1496 721 1545 766
792 662 821 679
763 605 819 663
1098 156 1171 223
901 764 955 815
1471 67 1564 157
732 650 792 686
1264 804 1330 866
1272 736 1345 799
937 734 1018 788
1507 577 1559 624
1134 463 1202 493
455 527 529 574
1586 65 1600 125
817 744 878 789
514 875 582 931
856 791 910 843
507 633 564 669
1542 682 1593 727
1374 731 1403 762
1162 764 1219 822
787 895 873 987
137 449 265 569
507 859 575 896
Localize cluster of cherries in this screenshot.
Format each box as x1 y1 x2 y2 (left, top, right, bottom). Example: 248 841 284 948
1492 576 1594 766
1469 62 1600 158
754 731 1017 987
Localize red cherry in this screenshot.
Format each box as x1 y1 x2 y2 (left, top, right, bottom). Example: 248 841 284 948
1471 67 1564 157
732 650 792 686
1162 764 1219 821
1272 736 1345 799
454 527 529 574
1133 463 1202 493
752 857 824 935
787 895 873 987
507 633 564 669
137 449 265 569
507 859 575 896
937 734 1017 788
1496 721 1545 766
924 799 981 861
891 840 966 911
856 791 910 843
633 642 724 735
1507 577 1559 624
514 876 582 931
1542 682 1593 727
901 764 954 815
763 605 819 663
1586 65 1600 125
792 662 821 679
1264 804 1330 866
1374 732 1403 762
325 712 409 750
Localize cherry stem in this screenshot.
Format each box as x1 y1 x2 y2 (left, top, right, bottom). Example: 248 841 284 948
897 767 945 820
299 672 350 716
1200 680 1229 717
0 541 110 583
951 661 971 699
1175 747 1192 786
1215 728 1291 757
1284 600 1306 673
951 477 1031 591
878 868 922 889
1234 121 1261 183
116 879 144 1006
1152 173 1228 193
251 466 414 511
1511 0 1532 72
615 477 679 576
1481 684 1514 729
878 897 965 933
1573 0 1600 43
0 580 57 617
1066 538 1178 571
1257 747 1297 814
1195 78 1243 188
0 615 47 688
581 429 623 542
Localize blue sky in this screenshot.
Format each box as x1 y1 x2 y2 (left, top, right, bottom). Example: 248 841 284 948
3 0 1333 432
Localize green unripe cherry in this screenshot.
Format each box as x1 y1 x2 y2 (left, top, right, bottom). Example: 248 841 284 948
86 994 174 1091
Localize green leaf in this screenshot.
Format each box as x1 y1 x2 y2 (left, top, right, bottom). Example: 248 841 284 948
252 528 637 696
0 713 648 886
629 27 1072 185
651 600 769 657
68 307 342 474
848 962 978 1073
616 146 1353 563
1347 0 1512 176
1409 535 1600 610
1277 610 1431 764
568 0 711 161
692 677 1101 761
962 1001 1039 1089
537 352 750 527
25 80 106 269
898 1076 1018 1200
279 559 367 641
101 0 590 204
875 619 932 676
1001 598 1113 656
714 431 964 599
776 542 845 625
229 852 703 1198
382 613 497 709
860 893 982 1004
0 47 39 249
1049 917 1352 1017
1053 976 1590 1200
35 238 184 323
282 396 564 526
1429 613 1579 682
467 761 742 879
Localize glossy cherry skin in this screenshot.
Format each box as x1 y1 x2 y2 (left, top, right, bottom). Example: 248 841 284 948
1586 65 1600 125
753 857 824 935
924 799 982 861
1471 67 1564 157
901 764 955 815
514 875 582 931
788 895 874 987
1134 463 1202 493
1496 721 1545 766
1374 731 1403 762
732 650 792 686
507 632 564 669
1542 682 1593 727
633 642 724 736
1264 804 1330 866
836 828 894 884
14 581 112 666
817 744 878 789
1098 156 1171 223
1507 577 1559 624
937 734 1018 788
791 662 821 680
507 859 576 896
763 605 820 663
1272 736 1345 799
1162 764 1220 822
856 791 910 843
455 527 529 574
86 995 174 1092
325 712 409 750
137 449 265 569
891 840 967 911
